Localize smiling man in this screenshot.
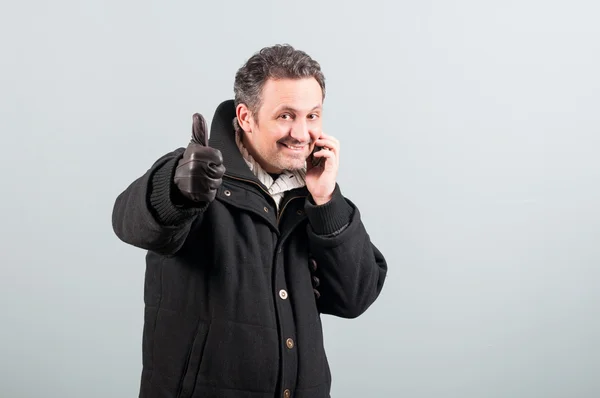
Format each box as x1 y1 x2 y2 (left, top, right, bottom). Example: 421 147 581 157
112 44 388 398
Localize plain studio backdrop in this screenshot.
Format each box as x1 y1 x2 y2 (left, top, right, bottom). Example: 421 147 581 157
1 0 599 397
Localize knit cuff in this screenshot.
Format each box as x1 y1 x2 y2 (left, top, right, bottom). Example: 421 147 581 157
305 184 353 236
148 155 206 226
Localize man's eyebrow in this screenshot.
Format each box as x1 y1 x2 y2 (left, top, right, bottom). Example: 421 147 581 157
275 104 322 113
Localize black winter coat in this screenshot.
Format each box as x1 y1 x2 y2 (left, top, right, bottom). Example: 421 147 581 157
111 100 388 398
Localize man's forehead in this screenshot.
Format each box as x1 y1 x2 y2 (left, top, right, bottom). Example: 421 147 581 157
258 78 323 110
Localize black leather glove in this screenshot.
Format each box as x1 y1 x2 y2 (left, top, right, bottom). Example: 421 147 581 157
174 113 226 204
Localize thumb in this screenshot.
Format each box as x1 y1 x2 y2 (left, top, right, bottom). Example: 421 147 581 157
190 113 208 146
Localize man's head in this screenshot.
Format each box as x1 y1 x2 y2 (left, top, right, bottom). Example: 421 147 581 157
234 44 326 174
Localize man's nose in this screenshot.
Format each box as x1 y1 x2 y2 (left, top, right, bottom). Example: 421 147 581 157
290 119 310 143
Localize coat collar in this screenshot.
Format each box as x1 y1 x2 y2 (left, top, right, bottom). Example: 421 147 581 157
208 99 258 183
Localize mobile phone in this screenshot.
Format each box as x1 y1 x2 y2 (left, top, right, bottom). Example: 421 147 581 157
310 145 323 167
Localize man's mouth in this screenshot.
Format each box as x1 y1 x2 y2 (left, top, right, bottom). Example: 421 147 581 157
279 143 306 151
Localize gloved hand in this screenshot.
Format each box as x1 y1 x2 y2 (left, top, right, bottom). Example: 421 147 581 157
174 113 226 204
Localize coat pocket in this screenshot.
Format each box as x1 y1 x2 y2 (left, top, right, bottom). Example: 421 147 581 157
177 320 211 398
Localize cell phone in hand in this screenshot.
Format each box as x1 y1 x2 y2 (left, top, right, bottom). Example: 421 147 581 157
310 145 323 167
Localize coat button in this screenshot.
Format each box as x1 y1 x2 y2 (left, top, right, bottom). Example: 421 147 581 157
312 276 320 287
279 289 288 300
264 206 269 213
283 389 291 398
309 258 317 272
224 190 231 196
286 338 294 349
313 289 321 299
296 209 303 215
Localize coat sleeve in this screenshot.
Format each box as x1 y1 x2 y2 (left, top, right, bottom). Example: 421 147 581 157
111 148 209 255
304 184 388 318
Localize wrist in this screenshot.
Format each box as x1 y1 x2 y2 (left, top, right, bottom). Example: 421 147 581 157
305 184 353 235
149 155 205 225
311 194 333 206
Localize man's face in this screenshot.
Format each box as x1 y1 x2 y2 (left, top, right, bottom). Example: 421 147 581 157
236 77 323 174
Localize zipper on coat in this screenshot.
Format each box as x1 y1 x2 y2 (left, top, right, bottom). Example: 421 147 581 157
223 173 277 208
224 173 271 196
276 196 303 226
224 173 304 227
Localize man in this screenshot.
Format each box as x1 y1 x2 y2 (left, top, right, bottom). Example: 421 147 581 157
112 44 388 398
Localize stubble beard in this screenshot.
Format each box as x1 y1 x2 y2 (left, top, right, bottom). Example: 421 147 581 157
271 151 307 172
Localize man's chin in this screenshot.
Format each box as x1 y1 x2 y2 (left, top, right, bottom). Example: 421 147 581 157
262 152 307 173
271 161 306 173
284 161 308 172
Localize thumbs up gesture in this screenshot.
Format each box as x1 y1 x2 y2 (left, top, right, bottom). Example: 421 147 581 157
174 113 226 204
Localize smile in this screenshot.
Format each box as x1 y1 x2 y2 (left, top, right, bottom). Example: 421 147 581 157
280 143 306 151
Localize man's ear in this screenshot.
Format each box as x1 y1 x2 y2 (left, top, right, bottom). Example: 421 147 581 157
236 103 253 133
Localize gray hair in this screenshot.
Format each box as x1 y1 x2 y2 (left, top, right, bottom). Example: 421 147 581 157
233 44 326 121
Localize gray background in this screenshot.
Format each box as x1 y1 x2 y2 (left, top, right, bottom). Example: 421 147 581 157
1 0 599 397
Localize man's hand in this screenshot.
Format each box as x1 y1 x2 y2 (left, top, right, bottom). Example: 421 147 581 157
174 113 226 204
306 132 340 205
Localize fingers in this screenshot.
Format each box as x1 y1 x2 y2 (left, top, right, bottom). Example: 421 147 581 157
199 176 223 191
313 134 339 161
191 113 208 146
178 156 225 178
316 132 339 144
311 147 335 161
310 146 337 172
314 133 340 155
175 115 224 204
185 145 223 166
207 163 226 179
